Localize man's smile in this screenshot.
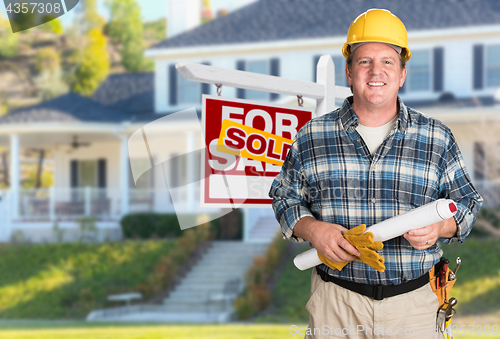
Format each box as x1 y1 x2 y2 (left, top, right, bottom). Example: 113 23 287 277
367 82 386 86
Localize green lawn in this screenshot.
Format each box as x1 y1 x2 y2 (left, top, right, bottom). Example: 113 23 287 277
0 237 497 338
440 238 500 315
0 322 292 339
0 322 497 339
0 241 176 319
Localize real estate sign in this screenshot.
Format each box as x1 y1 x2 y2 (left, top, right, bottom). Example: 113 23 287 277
202 95 313 207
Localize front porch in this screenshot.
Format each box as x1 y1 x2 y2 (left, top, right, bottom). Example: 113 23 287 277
0 186 186 242
0 186 277 243
0 119 207 242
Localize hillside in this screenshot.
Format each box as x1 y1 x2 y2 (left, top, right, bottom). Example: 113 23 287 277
0 18 166 114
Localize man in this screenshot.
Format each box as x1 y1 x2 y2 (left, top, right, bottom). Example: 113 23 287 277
269 9 482 339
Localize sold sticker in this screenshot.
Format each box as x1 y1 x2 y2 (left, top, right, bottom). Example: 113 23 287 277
216 119 292 166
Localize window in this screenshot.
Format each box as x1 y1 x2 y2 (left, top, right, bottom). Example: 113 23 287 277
407 50 431 91
178 74 201 104
80 160 97 187
486 45 500 88
236 59 279 101
169 62 210 106
246 60 269 101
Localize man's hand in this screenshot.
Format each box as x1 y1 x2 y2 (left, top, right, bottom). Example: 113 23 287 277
293 217 360 262
403 216 457 250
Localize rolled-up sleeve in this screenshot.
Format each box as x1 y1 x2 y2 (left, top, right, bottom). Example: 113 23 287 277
438 134 483 244
269 138 314 242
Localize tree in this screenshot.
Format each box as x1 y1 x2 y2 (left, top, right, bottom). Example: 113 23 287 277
0 13 19 58
70 28 109 96
69 0 109 96
39 18 64 34
34 47 69 99
35 47 61 73
106 0 153 72
78 0 105 33
143 18 166 42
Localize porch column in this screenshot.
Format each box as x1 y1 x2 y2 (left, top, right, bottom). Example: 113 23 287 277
186 131 196 212
10 134 19 219
120 135 129 215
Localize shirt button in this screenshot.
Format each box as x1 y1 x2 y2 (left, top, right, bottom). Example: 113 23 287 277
371 165 376 170
372 198 376 203
357 138 361 143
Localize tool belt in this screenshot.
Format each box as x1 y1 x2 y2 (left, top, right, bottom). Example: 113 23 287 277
430 257 461 338
429 261 456 307
316 268 429 300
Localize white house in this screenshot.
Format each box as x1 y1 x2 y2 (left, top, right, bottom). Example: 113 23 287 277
1 0 499 242
145 0 500 204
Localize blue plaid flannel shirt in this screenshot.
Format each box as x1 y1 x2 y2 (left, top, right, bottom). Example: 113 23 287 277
269 97 483 285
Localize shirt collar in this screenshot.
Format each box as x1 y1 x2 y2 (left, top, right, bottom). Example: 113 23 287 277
338 96 409 134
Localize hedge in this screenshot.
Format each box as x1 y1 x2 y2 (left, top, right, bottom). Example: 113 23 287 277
120 209 242 240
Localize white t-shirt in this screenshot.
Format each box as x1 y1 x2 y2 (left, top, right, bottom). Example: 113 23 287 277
356 115 398 156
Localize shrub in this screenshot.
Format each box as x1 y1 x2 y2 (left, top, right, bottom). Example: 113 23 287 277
235 232 288 319
250 283 271 311
120 213 183 239
234 293 255 320
120 210 242 240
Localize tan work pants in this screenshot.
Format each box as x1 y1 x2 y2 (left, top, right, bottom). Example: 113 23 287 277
304 268 444 339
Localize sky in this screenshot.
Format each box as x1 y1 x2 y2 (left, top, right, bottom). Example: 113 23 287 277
1 0 258 28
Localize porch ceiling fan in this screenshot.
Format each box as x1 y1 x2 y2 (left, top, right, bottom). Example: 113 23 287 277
66 136 91 153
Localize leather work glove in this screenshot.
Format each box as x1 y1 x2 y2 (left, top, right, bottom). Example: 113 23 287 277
317 224 385 272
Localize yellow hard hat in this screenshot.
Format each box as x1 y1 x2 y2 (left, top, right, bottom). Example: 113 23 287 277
342 9 411 62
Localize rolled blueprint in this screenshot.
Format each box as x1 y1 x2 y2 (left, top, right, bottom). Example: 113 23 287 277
293 199 457 270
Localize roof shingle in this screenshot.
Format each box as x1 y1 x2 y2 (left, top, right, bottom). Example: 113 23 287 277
150 0 500 50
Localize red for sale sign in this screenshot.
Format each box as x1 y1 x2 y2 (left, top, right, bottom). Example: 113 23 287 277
201 95 313 207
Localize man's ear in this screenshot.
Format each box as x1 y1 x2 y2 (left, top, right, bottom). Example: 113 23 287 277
345 64 352 86
400 66 407 88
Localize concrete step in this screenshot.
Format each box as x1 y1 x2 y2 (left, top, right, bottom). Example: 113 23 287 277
174 277 244 287
176 277 245 286
247 216 281 242
161 303 229 313
88 240 268 323
163 241 268 307
169 289 236 299
195 257 259 265
183 266 249 273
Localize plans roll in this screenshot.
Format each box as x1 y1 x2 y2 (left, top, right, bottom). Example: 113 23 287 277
293 199 457 271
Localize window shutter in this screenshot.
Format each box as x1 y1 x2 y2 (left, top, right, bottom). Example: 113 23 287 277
70 160 79 201
97 159 106 188
236 60 245 99
473 45 484 90
474 142 486 181
433 47 444 92
169 64 177 106
70 160 78 188
201 62 211 96
270 58 280 100
313 55 321 82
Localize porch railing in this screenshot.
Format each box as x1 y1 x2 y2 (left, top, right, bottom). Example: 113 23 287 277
16 187 195 221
